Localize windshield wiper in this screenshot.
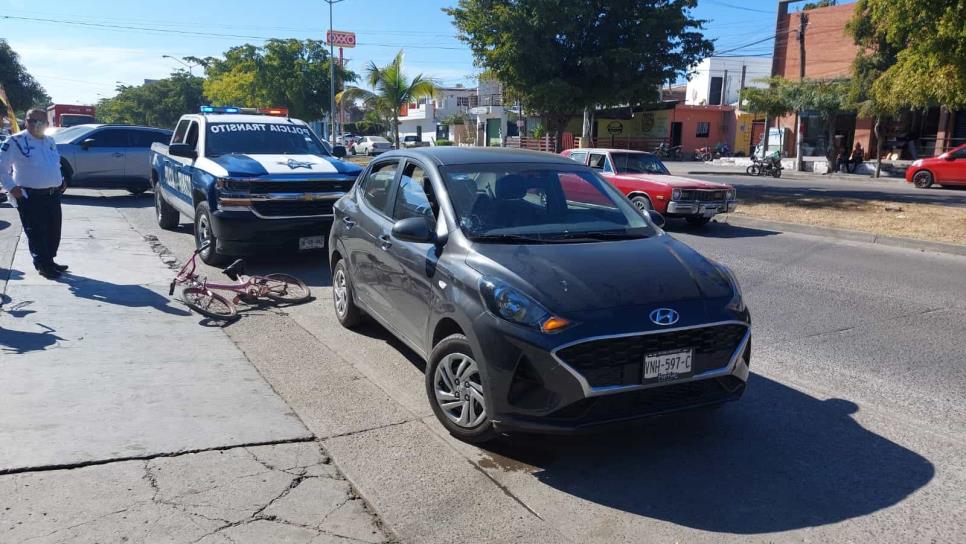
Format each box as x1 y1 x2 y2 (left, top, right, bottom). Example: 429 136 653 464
468 233 560 244
557 230 649 240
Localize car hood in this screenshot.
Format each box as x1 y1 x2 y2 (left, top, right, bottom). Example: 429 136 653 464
203 153 361 177
465 235 733 314
612 173 731 189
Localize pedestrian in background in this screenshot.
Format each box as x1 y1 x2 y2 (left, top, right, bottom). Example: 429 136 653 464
847 142 865 173
0 108 68 279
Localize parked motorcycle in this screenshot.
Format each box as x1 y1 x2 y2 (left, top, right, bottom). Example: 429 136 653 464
694 146 714 162
655 142 683 161
747 155 783 178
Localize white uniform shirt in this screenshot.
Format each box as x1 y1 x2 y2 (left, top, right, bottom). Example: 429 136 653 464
0 130 63 192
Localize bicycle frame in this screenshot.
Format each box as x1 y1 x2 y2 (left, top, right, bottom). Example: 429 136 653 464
169 242 270 301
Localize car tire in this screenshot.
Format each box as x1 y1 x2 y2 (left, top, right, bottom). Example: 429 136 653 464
630 195 653 212
332 258 364 328
686 216 712 227
128 187 148 195
912 170 933 188
194 202 230 266
364 148 370 156
426 334 498 444
155 186 180 230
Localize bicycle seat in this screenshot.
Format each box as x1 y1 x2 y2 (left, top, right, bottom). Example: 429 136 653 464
222 259 246 281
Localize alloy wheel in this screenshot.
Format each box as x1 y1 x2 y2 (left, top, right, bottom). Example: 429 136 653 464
333 268 348 317
197 215 212 250
434 353 487 428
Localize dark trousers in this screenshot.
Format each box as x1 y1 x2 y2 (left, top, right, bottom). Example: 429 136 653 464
16 190 62 268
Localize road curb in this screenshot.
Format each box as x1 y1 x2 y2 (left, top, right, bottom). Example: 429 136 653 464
717 215 966 257
683 170 904 182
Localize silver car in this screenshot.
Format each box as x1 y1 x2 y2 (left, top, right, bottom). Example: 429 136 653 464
351 136 392 156
54 124 173 194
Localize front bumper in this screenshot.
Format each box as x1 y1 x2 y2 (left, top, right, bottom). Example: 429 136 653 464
470 307 752 434
666 200 738 217
210 208 332 255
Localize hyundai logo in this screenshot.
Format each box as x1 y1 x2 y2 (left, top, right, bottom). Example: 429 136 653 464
649 308 679 326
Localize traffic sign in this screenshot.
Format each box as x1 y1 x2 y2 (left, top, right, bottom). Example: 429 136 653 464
607 121 624 135
326 30 356 48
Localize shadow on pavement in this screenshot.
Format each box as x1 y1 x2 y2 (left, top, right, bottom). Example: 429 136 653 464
348 319 427 373
57 273 192 316
736 184 966 208
0 322 64 354
668 222 779 239
478 373 934 534
61 192 153 210
0 219 9 231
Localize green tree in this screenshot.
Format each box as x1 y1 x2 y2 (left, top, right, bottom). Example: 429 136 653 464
846 3 901 177
446 0 712 151
197 40 355 122
803 0 836 9
850 0 966 112
96 72 205 128
0 40 50 118
740 78 794 157
337 50 437 148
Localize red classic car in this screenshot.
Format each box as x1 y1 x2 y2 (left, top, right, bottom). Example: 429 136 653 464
561 148 737 225
905 144 966 188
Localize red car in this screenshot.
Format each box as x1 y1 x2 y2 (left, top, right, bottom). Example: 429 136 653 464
906 144 966 188
561 148 737 225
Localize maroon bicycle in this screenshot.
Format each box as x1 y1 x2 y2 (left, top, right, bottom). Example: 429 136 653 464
169 242 311 319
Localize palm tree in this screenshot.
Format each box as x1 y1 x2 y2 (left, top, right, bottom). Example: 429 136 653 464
338 50 437 148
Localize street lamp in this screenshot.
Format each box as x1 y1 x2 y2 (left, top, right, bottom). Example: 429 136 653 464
162 55 198 75
322 0 346 144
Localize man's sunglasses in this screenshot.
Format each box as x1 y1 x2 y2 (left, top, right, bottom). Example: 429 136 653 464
26 119 48 126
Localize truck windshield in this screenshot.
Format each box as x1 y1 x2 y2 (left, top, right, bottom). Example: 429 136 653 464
205 122 329 157
60 115 96 127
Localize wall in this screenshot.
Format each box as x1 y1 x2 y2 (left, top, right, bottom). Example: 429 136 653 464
686 57 772 106
671 105 735 155
773 2 859 80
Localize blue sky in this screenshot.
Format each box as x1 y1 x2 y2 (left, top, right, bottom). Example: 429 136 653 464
1 0 811 104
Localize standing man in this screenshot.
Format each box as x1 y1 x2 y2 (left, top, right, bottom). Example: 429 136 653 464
0 108 68 279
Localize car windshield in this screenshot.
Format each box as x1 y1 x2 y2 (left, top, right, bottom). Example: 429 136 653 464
205 122 329 156
369 137 389 144
610 152 669 175
52 125 95 144
439 162 656 242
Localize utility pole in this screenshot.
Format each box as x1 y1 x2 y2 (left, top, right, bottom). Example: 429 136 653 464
795 12 808 171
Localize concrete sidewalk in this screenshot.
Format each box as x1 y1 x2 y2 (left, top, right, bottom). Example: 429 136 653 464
0 197 388 543
665 161 904 183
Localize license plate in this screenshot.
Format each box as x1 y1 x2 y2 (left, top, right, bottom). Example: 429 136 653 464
299 235 325 250
644 348 693 381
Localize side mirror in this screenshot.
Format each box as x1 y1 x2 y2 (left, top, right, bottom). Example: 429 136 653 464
943 154 955 161
80 138 95 150
645 210 666 228
392 217 436 244
332 145 347 158
169 143 197 160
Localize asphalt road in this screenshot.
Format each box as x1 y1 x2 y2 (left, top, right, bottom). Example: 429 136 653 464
665 163 966 207
13 190 964 542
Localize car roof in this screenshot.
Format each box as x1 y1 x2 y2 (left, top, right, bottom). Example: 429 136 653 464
385 147 577 166
567 148 655 156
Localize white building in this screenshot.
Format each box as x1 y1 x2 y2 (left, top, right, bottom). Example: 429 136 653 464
686 56 772 107
396 79 509 146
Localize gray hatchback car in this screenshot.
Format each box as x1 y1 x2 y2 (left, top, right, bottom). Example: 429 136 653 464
53 124 173 194
329 148 750 443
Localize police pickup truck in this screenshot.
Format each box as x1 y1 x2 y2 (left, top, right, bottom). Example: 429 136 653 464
151 106 361 264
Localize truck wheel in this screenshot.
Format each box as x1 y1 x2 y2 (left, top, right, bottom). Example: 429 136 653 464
128 187 148 195
155 186 180 230
194 202 230 265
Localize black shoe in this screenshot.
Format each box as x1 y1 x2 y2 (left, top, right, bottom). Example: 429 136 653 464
52 262 69 272
37 267 61 279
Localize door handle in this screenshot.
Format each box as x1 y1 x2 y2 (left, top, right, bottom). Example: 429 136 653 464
342 216 356 228
113 152 124 158
379 234 392 250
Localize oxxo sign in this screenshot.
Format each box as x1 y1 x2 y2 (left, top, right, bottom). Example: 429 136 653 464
326 30 356 48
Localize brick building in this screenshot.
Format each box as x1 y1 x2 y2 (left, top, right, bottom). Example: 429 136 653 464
771 0 964 161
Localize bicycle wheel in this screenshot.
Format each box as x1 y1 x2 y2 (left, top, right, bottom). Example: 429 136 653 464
262 274 312 303
183 287 237 319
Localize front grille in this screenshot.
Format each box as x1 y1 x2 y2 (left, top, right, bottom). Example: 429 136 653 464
249 179 352 194
679 189 727 202
252 200 335 217
547 376 745 423
556 324 747 388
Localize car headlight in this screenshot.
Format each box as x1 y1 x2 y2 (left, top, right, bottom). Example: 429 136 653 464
911 159 923 167
715 263 745 312
671 188 682 200
479 278 572 333
215 178 251 193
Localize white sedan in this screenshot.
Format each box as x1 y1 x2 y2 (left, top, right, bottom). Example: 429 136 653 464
352 136 392 156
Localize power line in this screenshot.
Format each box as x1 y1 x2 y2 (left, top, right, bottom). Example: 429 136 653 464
702 0 775 14
0 15 468 50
